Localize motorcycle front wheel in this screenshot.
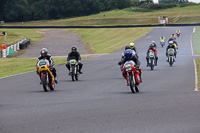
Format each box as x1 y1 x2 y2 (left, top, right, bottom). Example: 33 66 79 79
129 74 135 93
41 75 48 92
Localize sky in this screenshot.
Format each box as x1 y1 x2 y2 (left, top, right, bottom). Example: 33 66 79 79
153 0 200 3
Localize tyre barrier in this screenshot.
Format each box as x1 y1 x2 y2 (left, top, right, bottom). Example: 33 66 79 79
1 38 30 58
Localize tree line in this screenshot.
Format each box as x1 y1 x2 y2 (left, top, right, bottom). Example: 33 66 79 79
0 0 190 22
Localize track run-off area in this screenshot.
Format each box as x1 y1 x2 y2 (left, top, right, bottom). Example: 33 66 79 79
1 27 200 133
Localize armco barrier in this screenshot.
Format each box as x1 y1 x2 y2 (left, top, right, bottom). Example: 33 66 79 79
1 38 30 58
0 23 200 29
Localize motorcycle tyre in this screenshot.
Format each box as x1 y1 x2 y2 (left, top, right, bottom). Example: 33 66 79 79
129 75 135 93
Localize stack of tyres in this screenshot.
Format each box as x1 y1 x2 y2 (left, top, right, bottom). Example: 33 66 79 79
19 39 31 50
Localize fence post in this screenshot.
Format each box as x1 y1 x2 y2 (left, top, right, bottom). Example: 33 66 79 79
6 46 10 56
14 44 17 51
2 49 7 58
17 43 20 50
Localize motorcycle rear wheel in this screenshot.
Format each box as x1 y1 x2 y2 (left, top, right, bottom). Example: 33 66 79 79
50 83 55 91
135 85 140 92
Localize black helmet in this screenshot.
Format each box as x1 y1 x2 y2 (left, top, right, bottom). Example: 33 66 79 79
71 46 77 52
40 48 48 57
125 46 131 50
149 44 154 48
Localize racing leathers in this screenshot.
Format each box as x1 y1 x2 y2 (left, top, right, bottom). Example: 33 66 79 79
37 54 58 82
146 47 158 66
66 51 83 73
168 38 178 49
166 44 177 59
120 49 142 82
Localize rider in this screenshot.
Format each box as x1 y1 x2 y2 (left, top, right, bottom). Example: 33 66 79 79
129 42 138 58
160 36 165 41
37 48 58 84
122 49 142 82
146 44 158 67
152 41 157 48
119 46 132 71
166 41 177 61
171 34 176 39
168 34 178 50
66 46 83 74
176 29 180 34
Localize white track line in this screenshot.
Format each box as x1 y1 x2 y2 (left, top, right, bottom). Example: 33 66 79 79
191 27 199 91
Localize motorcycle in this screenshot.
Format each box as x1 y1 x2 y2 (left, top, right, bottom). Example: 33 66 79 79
123 60 141 93
167 48 175 66
148 50 156 70
160 39 165 47
37 59 55 92
69 59 79 81
176 32 180 37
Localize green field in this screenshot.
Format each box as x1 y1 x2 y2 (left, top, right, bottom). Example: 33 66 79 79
193 27 200 90
193 27 200 55
0 29 44 46
0 57 67 78
68 28 152 53
4 4 200 26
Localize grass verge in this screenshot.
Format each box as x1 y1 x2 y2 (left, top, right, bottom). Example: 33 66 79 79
68 28 152 53
0 57 67 78
0 29 44 46
193 26 200 90
195 59 200 90
193 27 200 55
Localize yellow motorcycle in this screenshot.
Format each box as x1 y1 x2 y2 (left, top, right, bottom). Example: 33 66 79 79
37 59 55 92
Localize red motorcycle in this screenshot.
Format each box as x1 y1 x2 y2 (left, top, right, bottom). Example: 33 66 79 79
123 60 141 93
176 32 180 37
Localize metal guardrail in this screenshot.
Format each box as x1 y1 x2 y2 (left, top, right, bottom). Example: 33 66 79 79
0 23 200 29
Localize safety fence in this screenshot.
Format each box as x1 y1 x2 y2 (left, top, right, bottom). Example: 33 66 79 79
1 38 30 58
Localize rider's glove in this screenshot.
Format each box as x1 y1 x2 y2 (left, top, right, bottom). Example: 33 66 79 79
78 60 81 63
135 65 139 68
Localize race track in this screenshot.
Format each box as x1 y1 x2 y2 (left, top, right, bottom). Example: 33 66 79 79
1 27 200 133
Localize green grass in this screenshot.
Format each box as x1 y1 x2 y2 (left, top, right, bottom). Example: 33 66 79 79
193 26 200 90
195 59 200 90
0 57 67 78
4 4 200 26
67 28 152 53
193 27 200 55
0 29 44 46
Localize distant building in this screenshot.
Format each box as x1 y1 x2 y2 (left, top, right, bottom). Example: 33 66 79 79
159 0 188 4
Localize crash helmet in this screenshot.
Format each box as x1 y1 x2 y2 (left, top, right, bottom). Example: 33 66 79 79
125 46 131 50
71 46 77 52
124 49 132 61
152 41 155 44
129 43 135 50
171 34 175 37
40 48 48 57
149 44 154 49
169 41 173 46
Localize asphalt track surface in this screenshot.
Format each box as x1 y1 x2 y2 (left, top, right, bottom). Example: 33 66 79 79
1 27 200 133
